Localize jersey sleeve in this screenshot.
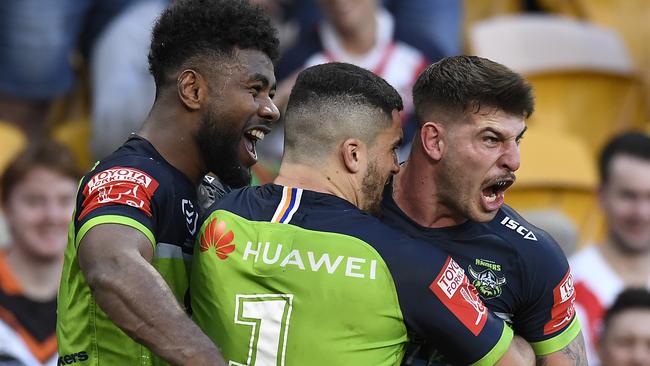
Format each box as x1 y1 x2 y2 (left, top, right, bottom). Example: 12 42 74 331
513 230 581 356
379 234 514 366
73 163 166 250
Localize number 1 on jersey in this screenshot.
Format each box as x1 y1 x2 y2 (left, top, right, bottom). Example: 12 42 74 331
229 294 294 366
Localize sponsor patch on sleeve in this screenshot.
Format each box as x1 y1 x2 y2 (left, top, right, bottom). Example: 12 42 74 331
543 269 576 335
78 166 159 220
430 256 488 336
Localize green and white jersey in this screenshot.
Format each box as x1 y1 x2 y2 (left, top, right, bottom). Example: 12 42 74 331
57 136 199 366
191 185 514 366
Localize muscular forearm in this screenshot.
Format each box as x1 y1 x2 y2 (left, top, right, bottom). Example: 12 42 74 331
84 251 225 366
535 332 587 366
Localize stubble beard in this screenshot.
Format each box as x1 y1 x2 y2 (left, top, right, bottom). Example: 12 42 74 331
361 160 386 217
610 229 650 256
196 110 251 188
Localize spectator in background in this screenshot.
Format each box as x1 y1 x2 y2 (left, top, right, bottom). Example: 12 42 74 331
0 141 79 366
274 0 438 161
0 0 138 136
571 131 650 366
90 0 169 159
598 288 650 366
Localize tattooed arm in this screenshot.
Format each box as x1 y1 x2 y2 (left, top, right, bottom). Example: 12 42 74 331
536 331 587 366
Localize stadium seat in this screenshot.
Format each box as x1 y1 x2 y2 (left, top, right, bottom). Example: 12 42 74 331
52 117 93 171
506 127 603 246
0 121 27 176
463 0 522 52
469 14 647 155
525 71 646 154
538 0 650 120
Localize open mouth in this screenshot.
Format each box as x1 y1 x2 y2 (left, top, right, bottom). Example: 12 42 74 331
243 127 268 163
480 179 514 209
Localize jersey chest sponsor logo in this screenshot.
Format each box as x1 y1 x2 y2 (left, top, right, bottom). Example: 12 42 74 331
429 256 488 336
78 166 159 219
242 241 378 280
200 216 236 259
500 216 538 241
468 258 507 299
544 270 577 335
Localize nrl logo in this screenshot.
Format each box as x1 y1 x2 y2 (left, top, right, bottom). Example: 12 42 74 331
468 265 507 299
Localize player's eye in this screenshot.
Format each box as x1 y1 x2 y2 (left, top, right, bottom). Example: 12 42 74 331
250 85 262 97
483 134 499 146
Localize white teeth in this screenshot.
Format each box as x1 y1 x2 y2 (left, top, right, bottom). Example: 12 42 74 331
484 193 497 203
247 129 266 141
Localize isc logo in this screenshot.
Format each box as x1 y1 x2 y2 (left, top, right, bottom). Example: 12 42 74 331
500 216 538 241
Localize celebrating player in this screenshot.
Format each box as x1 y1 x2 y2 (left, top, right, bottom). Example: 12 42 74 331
381 56 586 365
56 0 280 365
191 62 535 366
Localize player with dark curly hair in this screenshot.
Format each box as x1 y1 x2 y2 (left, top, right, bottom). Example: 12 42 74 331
56 1 280 365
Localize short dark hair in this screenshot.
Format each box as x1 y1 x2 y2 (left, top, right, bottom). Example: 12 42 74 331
287 63 403 116
283 63 403 162
148 0 279 88
412 56 534 124
1 140 80 204
603 288 650 332
599 131 650 184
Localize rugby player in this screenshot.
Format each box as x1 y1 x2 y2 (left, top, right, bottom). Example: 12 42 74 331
191 62 535 365
381 56 586 365
56 0 280 365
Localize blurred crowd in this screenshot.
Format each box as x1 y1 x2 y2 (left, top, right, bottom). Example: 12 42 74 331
0 1 649 365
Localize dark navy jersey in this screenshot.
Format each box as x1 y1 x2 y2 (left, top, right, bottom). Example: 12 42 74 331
57 135 199 365
193 184 515 366
381 185 580 364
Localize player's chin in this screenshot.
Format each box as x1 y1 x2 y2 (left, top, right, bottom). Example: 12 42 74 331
471 200 500 223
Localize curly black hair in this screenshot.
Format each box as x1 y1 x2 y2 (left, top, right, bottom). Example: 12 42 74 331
148 0 279 88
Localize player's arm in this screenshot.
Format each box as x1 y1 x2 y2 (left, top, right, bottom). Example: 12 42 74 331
78 223 226 366
394 253 536 366
496 335 535 366
513 230 584 365
535 332 587 366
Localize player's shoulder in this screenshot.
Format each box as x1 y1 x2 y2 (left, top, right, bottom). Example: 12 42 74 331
488 205 563 258
85 136 180 187
335 211 452 268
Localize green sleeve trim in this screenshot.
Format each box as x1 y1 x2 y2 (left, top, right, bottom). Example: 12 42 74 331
471 323 514 366
531 316 581 355
76 215 156 251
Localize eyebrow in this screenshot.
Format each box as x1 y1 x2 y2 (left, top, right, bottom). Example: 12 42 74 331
482 125 528 141
516 125 528 140
249 73 276 90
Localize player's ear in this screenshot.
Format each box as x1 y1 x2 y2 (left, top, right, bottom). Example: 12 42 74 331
341 138 364 174
420 121 444 161
177 69 207 110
